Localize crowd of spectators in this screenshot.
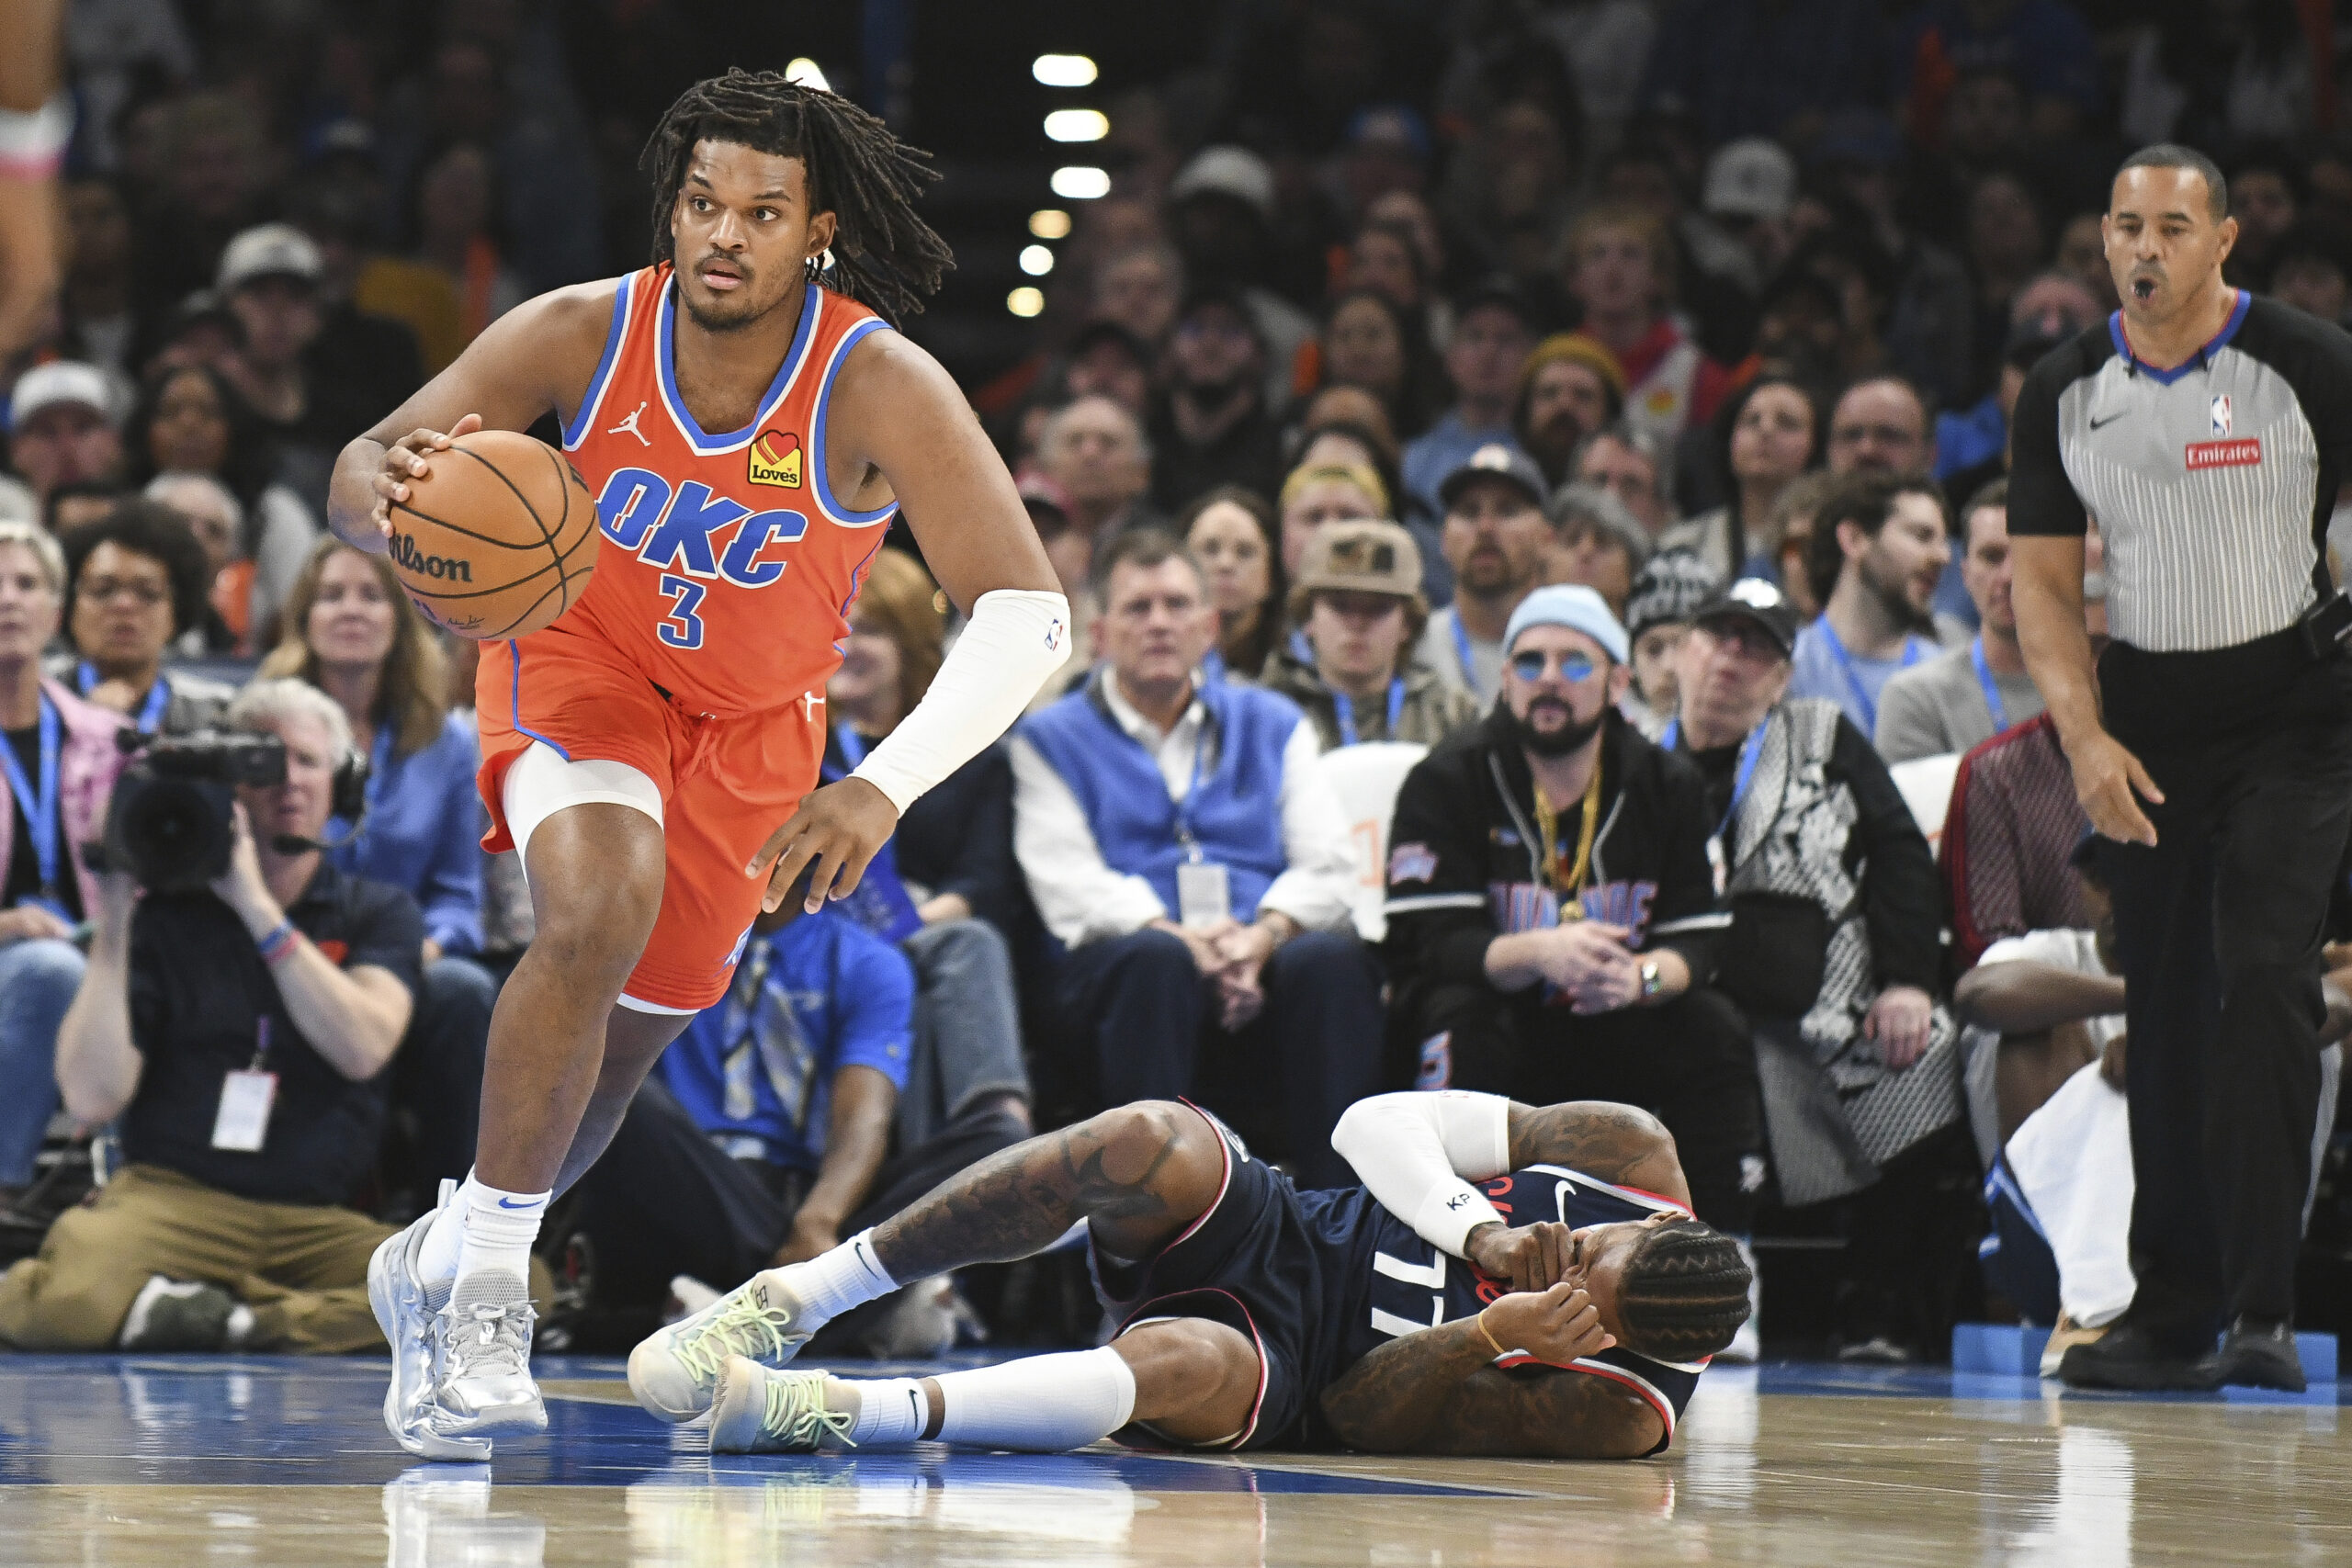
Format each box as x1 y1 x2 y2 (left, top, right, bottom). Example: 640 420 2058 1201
5 0 2352 1364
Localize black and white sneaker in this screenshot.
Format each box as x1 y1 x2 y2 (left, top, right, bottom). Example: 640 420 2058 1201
119 1275 234 1351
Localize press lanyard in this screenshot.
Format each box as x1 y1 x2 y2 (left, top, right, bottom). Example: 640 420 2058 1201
1817 621 1924 735
1332 678 1407 747
1450 613 1477 689
1532 759 1604 904
835 725 868 769
1174 714 1212 861
76 661 168 734
249 1015 272 1072
1663 718 1767 839
1970 637 2007 733
0 693 62 905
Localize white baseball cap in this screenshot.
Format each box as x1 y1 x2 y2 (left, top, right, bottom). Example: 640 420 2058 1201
1703 138 1799 221
1170 146 1277 223
218 223 324 292
9 361 117 432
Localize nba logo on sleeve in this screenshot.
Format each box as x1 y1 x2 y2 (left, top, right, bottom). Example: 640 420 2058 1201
2210 394 2233 437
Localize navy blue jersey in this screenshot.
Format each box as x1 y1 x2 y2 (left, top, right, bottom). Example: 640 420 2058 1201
1310 1164 1706 1448
1094 1110 1707 1456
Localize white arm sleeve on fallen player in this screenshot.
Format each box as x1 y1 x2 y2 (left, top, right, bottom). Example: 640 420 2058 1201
1330 1090 1514 1258
849 587 1072 814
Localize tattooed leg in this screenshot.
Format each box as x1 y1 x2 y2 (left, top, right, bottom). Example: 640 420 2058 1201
871 1100 1230 1281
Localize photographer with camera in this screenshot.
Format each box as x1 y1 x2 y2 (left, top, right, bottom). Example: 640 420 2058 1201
0 521 128 1208
0 679 422 1352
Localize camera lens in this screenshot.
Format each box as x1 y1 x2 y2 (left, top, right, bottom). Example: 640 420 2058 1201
106 771 236 893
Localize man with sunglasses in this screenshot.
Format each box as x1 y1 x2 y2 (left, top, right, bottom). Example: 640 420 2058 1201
1383 584 1764 1272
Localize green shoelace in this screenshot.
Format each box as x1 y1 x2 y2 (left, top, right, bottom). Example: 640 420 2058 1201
762 1372 857 1450
672 1288 805 1385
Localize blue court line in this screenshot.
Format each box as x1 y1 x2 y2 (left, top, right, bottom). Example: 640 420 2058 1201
0 1356 1498 1493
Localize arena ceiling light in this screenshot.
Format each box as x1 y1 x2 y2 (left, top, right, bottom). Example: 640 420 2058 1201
1045 109 1109 142
1050 166 1110 200
1020 245 1055 276
785 57 831 92
1029 209 1072 240
1033 54 1097 87
1007 287 1045 317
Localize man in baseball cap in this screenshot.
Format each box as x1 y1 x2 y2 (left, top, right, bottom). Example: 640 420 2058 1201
1262 520 1482 750
7 361 122 507
1419 444 1555 705
1666 578 1802 767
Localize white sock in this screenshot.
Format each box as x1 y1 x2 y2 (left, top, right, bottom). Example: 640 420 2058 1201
830 1374 930 1446
928 1348 1138 1452
424 1170 549 1286
774 1229 898 1326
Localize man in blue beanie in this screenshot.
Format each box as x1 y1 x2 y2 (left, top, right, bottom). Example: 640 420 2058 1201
1382 584 1767 1279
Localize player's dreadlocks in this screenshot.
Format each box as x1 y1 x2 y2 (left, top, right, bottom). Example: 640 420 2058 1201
1611 1218 1753 1360
642 68 953 326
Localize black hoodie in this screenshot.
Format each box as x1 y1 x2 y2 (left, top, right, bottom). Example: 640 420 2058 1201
1382 704 1730 994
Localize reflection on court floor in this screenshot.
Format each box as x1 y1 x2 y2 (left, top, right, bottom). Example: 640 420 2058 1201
0 1356 2344 1565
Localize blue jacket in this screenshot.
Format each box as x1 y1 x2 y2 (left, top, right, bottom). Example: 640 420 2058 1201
328 710 485 955
659 908 915 1174
1018 675 1301 926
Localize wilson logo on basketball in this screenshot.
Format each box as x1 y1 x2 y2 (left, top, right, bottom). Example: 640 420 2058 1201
749 429 804 488
390 530 473 583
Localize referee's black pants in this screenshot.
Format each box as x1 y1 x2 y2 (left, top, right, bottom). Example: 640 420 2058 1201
2099 640 2352 1348
1398 980 1764 1234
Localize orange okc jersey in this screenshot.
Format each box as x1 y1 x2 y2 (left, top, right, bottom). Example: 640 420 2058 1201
470 265 899 1010
560 262 893 717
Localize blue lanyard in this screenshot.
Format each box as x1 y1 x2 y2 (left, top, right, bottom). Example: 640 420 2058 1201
0 693 62 900
75 661 169 735
1289 628 1314 665
1332 678 1407 747
1970 637 2007 734
835 725 869 770
1450 613 1477 689
1175 709 1212 859
1662 718 1767 839
1816 621 1924 736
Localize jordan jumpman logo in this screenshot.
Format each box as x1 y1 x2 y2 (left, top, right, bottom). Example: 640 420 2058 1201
607 400 651 446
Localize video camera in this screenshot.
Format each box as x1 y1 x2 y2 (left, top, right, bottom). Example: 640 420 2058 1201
91 728 369 892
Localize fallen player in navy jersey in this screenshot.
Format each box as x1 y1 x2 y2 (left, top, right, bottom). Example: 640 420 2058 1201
626 1090 1752 1460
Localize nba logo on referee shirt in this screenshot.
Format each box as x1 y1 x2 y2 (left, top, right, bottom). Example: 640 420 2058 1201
2211 394 2233 436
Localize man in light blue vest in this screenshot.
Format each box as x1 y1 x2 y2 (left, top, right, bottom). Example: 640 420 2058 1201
1012 529 1380 1187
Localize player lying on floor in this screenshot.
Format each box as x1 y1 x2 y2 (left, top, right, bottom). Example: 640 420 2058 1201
628 1089 1751 1459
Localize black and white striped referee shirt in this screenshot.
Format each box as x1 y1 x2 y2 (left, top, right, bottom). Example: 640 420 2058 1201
2009 292 2352 652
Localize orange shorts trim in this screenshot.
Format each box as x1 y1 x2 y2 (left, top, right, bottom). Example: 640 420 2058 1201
475 626 827 1010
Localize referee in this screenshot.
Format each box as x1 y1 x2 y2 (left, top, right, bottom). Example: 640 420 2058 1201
2010 144 2352 1393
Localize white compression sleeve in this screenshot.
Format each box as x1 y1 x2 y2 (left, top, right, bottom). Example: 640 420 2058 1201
1329 1090 1514 1258
928 1348 1138 1452
850 587 1072 813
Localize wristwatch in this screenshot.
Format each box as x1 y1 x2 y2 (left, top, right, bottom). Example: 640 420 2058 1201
1638 960 1663 1001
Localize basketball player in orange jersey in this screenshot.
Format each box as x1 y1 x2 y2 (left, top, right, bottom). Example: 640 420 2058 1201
323 72 1069 1459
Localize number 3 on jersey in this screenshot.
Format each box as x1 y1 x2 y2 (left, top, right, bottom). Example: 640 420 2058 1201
657 574 706 649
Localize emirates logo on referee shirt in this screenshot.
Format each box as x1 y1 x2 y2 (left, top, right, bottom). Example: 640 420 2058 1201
2186 439 2262 469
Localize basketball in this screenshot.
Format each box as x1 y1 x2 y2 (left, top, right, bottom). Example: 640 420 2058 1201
388 429 600 641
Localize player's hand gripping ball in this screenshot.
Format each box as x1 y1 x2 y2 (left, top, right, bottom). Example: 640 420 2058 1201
382 423 600 640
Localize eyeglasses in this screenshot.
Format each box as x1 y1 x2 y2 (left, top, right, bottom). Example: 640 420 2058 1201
1509 649 1600 683
80 576 169 606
